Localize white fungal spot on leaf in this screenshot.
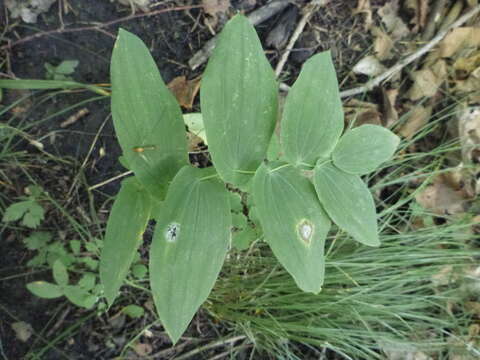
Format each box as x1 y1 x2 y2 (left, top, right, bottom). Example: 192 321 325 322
165 223 180 243
297 219 314 246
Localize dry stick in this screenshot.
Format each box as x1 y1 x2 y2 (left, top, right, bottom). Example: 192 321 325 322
88 170 132 191
67 114 111 198
1 5 202 51
422 0 449 41
274 3 318 77
188 0 291 70
338 4 480 98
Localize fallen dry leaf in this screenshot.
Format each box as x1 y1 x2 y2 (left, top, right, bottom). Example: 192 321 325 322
353 55 386 76
377 0 409 40
344 99 382 126
405 0 428 33
117 0 152 11
399 104 432 139
415 174 469 215
407 60 447 100
382 87 399 126
133 342 153 356
372 27 394 60
431 265 456 287
439 27 480 58
380 341 432 360
454 51 480 78
11 321 33 342
203 0 230 17
354 0 373 30
167 76 201 110
455 107 480 197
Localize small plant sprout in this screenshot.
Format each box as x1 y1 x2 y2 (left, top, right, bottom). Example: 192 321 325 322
99 14 400 343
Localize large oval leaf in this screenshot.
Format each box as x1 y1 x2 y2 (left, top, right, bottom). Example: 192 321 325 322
332 124 400 175
27 281 63 299
100 177 151 307
313 162 379 247
111 29 188 199
280 51 344 167
201 14 278 188
150 166 231 344
252 162 330 293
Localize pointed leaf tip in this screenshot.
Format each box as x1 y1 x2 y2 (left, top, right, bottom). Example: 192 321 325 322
333 124 400 175
100 177 151 307
150 166 231 343
281 51 344 167
201 13 278 187
313 162 380 247
252 162 330 293
111 28 188 199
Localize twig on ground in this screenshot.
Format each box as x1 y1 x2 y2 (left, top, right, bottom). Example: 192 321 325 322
422 0 449 41
67 114 110 199
172 336 246 360
0 5 202 51
338 4 480 98
274 3 318 77
188 0 292 70
88 170 132 191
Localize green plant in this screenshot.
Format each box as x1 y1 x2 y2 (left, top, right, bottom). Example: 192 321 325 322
44 60 79 81
99 14 400 344
2 185 45 228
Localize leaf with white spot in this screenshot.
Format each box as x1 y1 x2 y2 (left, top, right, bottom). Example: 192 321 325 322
201 14 278 187
111 29 188 199
150 166 231 344
100 177 151 307
332 124 400 175
313 162 380 247
252 162 330 293
281 51 343 167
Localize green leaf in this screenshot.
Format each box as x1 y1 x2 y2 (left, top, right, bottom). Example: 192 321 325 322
52 260 69 287
24 231 51 250
100 177 151 307
229 192 243 213
64 286 94 308
78 273 96 290
2 200 44 228
332 124 400 175
0 79 107 95
267 133 281 161
150 166 231 344
201 14 278 187
27 281 63 299
232 226 256 250
70 240 81 254
183 113 207 145
55 60 79 75
131 264 148 279
313 162 379 247
122 304 144 318
111 29 188 199
252 162 331 293
280 52 343 167
21 201 45 228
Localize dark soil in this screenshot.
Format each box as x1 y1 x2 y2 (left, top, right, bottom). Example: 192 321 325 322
0 1 372 358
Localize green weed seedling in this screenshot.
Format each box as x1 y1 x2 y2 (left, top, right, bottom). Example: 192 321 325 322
2 185 45 228
22 231 104 309
100 14 400 343
27 259 101 309
44 60 79 81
